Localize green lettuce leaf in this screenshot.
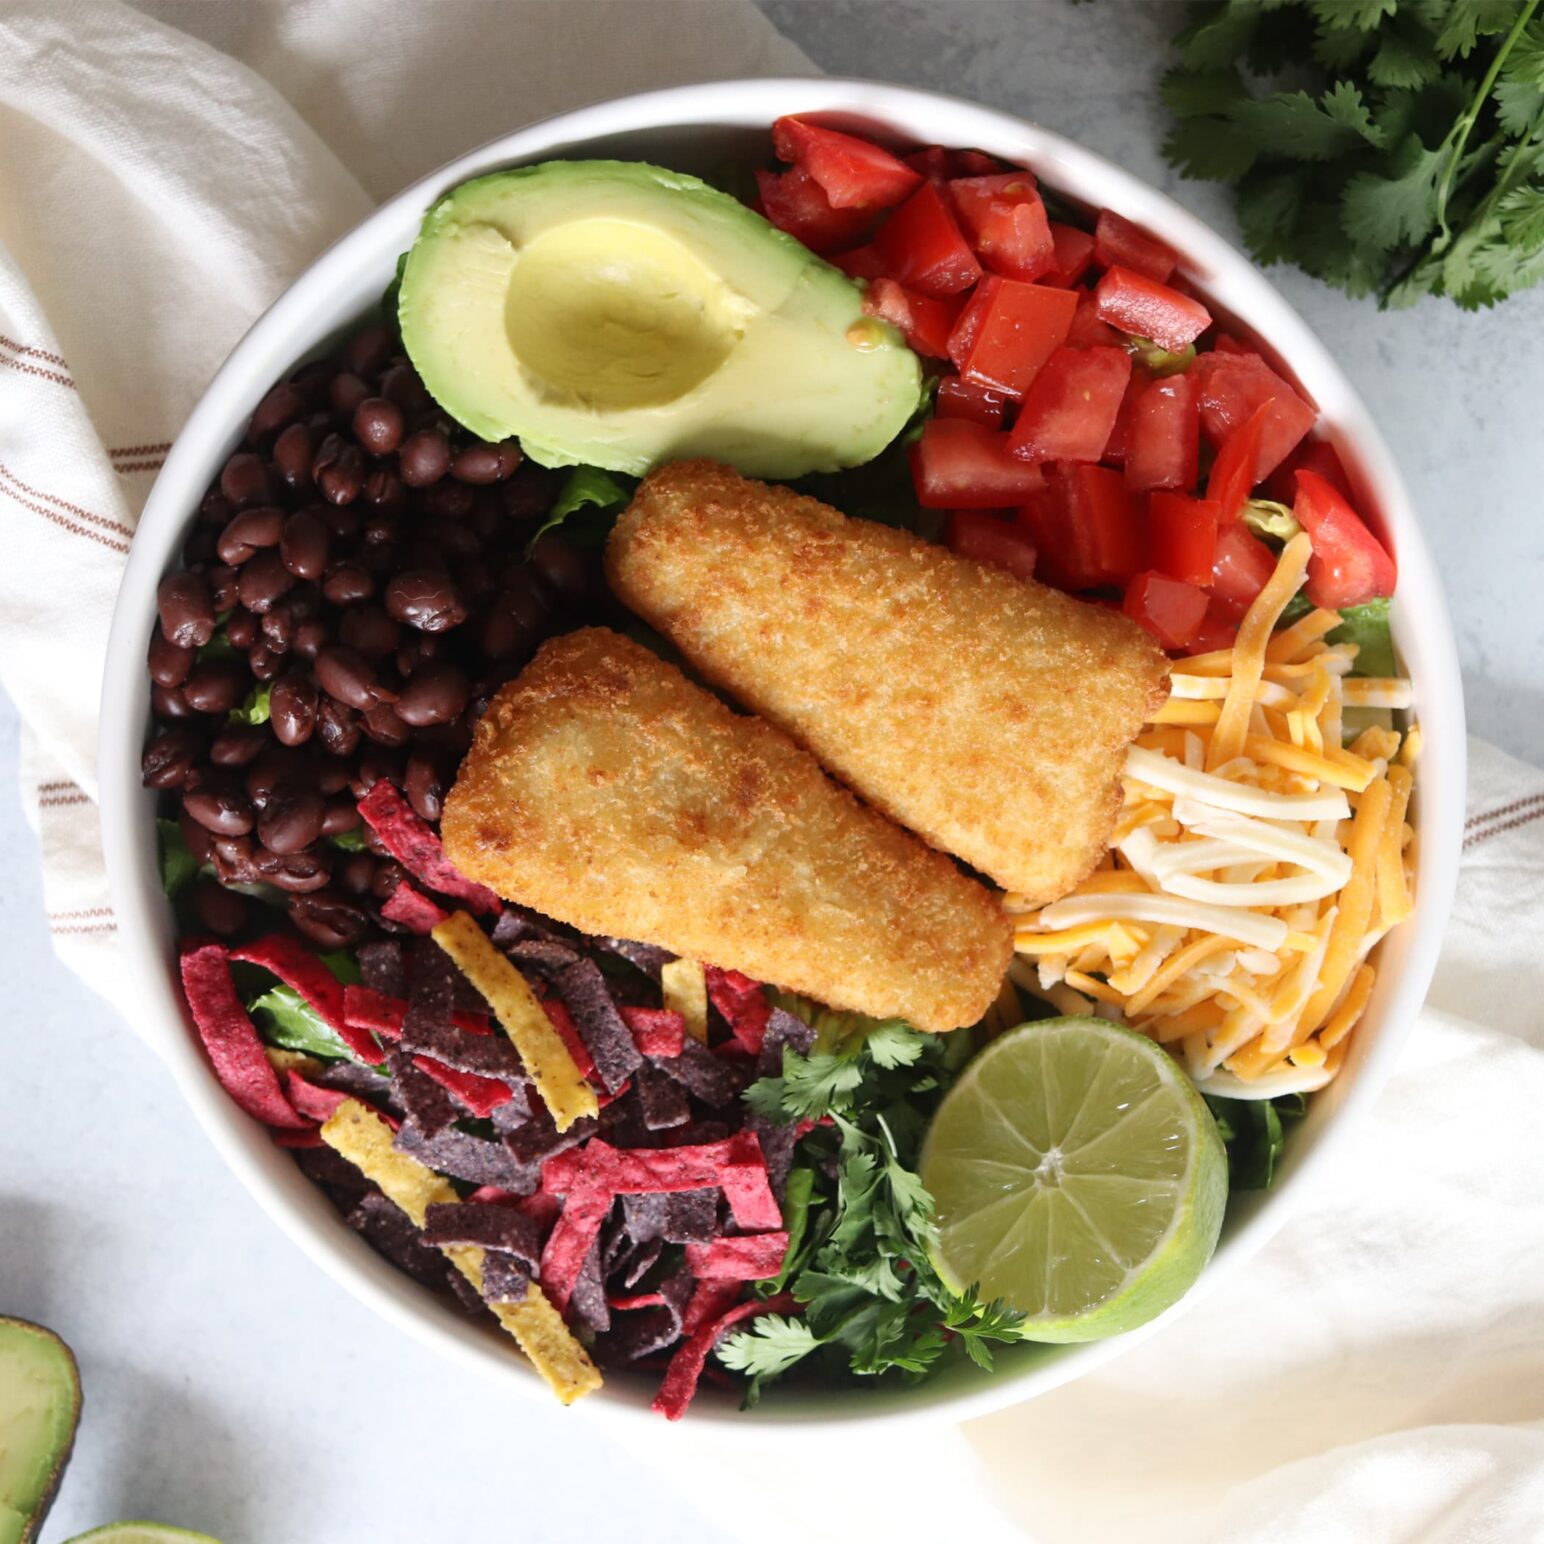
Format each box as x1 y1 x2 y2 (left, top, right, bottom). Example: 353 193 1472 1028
248 984 354 1062
526 465 634 552
1205 1092 1307 1189
157 817 197 898
229 683 272 726
1329 596 1396 676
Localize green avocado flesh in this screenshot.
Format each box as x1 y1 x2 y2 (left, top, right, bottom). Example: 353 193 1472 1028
62 1527 222 1543
398 159 922 479
0 1318 81 1544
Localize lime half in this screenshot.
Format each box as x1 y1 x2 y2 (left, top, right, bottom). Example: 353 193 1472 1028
920 1017 1227 1342
63 1527 221 1544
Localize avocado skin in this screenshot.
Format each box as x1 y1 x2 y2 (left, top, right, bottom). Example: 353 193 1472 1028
399 159 922 480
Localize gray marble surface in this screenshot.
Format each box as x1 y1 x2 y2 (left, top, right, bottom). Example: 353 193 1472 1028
2 4 1541 1541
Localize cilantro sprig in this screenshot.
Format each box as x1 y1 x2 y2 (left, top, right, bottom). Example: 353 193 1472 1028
1159 0 1544 308
721 1004 1023 1405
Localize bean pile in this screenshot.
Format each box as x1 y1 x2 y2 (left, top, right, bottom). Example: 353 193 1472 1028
144 319 600 951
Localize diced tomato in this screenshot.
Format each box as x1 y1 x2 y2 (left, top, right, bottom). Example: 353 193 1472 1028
1006 346 1132 463
1123 571 1207 649
952 149 1003 176
909 418 1048 508
1264 437 1353 505
1205 400 1270 523
1065 292 1124 349
873 182 982 296
1148 492 1219 587
1211 332 1253 355
1102 373 1141 466
949 279 1078 398
936 375 1010 427
1094 266 1212 353
771 116 922 209
861 278 962 359
948 173 1055 281
945 511 1039 580
828 244 887 280
1194 352 1315 481
1123 371 1199 494
903 146 952 181
755 167 875 254
1210 522 1277 617
1040 464 1145 588
1093 210 1178 283
1189 603 1240 653
1293 469 1397 609
1047 222 1096 286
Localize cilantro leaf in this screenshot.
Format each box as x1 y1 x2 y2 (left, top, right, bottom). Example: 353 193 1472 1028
1437 0 1520 59
1229 89 1381 161
716 1314 826 1378
158 817 197 898
1341 135 1446 249
1160 65 1249 119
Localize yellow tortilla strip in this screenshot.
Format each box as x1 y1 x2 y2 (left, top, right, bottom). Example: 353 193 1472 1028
660 956 709 1045
321 1100 601 1404
430 911 598 1131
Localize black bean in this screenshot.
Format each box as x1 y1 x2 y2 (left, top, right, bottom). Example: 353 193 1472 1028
244 748 302 807
395 633 439 677
210 834 261 886
312 757 352 796
259 847 334 894
208 564 240 614
220 451 274 509
320 502 362 543
501 463 561 521
422 479 474 521
354 747 403 798
404 750 447 823
157 571 215 649
529 532 591 603
209 725 266 768
315 646 381 710
287 889 370 949
321 794 361 837
199 489 235 528
151 682 197 722
380 362 431 416
451 440 521 484
179 808 216 868
371 858 406 899
363 511 401 550
182 525 217 567
359 542 399 580
328 372 372 420
272 421 316 489
247 380 306 443
384 569 467 633
361 700 410 746
261 603 295 651
182 658 249 715
289 357 337 407
148 630 194 688
292 619 327 661
363 468 407 516
270 673 318 747
316 697 361 758
353 397 404 455
141 727 204 789
395 662 470 728
399 429 450 487
279 508 329 580
314 434 365 505
479 573 549 660
237 549 295 614
191 879 248 938
258 786 326 854
216 506 285 566
344 324 392 379
322 561 373 607
249 644 285 682
339 604 400 659
452 557 496 608
336 851 377 896
183 782 255 836
226 607 259 650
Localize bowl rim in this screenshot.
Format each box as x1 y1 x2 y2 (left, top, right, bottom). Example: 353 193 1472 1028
98 75 1467 1432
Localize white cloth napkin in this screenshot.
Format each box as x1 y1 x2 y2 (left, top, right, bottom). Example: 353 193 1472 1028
4 5 1542 1541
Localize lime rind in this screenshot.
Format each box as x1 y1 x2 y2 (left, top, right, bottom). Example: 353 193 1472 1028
62 1526 221 1544
920 1017 1227 1343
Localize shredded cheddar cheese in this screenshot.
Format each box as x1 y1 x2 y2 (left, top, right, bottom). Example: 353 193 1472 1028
1011 538 1416 1100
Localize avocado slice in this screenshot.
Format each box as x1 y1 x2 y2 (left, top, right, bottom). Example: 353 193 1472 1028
63 1527 222 1543
399 160 922 479
0 1317 82 1544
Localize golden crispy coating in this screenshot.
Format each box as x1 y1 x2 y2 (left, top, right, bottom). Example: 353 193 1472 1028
440 628 1011 1032
607 462 1169 903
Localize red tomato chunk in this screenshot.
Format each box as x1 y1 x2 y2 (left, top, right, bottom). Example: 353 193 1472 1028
1048 222 1096 286
1205 400 1271 523
1210 522 1278 617
948 173 1055 281
861 278 961 359
1094 210 1179 283
1094 266 1212 353
949 279 1078 398
1023 464 1144 590
1265 437 1354 505
1148 493 1219 587
945 511 1039 580
828 243 887 280
1195 352 1315 482
1293 469 1397 609
755 166 874 254
873 181 982 296
936 376 1010 427
1124 571 1208 649
910 418 1047 508
1123 372 1199 494
771 116 922 210
1007 346 1132 464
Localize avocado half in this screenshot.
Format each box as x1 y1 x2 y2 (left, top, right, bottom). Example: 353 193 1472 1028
398 159 922 479
0 1317 82 1544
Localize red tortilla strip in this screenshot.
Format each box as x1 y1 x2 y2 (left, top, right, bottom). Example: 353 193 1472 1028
228 934 382 1064
538 1182 613 1314
721 1131 782 1230
685 1232 790 1280
179 941 308 1128
620 1006 686 1059
360 782 502 916
283 1070 349 1123
542 998 596 1081
681 1280 743 1335
541 1138 737 1197
609 1290 669 1311
343 984 492 1040
653 1292 796 1420
272 1128 325 1147
705 967 772 1054
380 879 450 935
411 1054 516 1117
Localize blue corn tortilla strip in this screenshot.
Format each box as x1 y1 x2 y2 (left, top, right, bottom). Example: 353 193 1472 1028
400 1013 524 1080
663 1188 720 1244
619 1235 665 1289
445 1256 493 1318
505 937 582 975
502 1107 597 1169
489 1078 535 1130
491 904 577 951
759 1007 817 1076
313 1057 397 1104
479 1251 531 1304
569 1238 612 1335
295 1144 373 1211
652 1038 747 1107
620 1191 669 1244
421 1200 543 1266
347 1192 453 1292
594 1271 693 1366
636 1062 692 1131
390 1053 463 1138
591 936 673 980
394 1119 524 1189
553 958 642 1093
746 1111 801 1199
358 939 406 998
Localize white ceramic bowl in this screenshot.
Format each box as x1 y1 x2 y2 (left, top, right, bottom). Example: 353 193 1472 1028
98 78 1466 1429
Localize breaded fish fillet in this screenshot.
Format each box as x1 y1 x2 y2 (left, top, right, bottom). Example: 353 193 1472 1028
441 629 1012 1033
607 461 1169 904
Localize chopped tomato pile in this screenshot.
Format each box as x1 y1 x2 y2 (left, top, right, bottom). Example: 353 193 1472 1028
762 116 1398 653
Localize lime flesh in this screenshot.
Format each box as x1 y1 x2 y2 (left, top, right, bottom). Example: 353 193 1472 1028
63 1527 221 1544
920 1017 1227 1342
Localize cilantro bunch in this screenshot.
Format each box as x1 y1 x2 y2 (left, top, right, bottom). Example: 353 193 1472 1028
1159 0 1544 308
719 1004 1024 1405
